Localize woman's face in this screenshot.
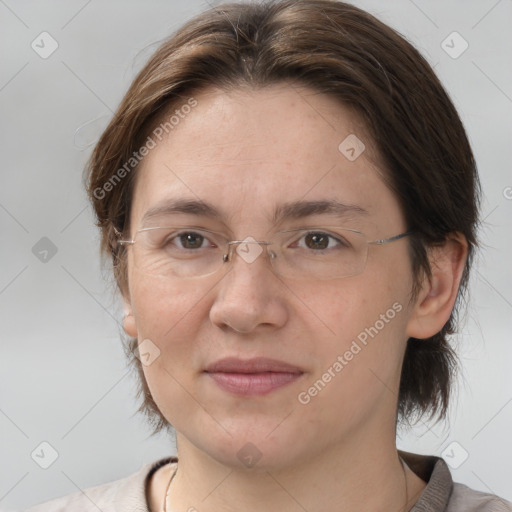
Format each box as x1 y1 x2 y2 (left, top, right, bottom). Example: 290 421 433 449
123 84 417 470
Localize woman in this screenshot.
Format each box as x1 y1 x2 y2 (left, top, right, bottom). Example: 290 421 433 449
25 0 512 510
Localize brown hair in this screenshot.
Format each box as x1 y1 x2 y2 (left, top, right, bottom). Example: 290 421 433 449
85 0 480 435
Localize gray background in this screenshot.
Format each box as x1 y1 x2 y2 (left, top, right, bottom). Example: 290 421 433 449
1 0 511 509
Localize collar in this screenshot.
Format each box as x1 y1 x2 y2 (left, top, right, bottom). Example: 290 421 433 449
399 450 453 511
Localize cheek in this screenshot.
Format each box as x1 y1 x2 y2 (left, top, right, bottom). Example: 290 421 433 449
295 290 408 430
131 277 212 423
128 275 212 394
129 274 206 338
128 271 228 375
296 254 411 396
294 269 406 345
319 286 407 372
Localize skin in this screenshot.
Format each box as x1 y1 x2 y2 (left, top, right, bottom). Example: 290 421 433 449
122 84 467 512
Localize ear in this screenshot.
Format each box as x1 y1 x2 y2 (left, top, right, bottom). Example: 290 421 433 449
406 233 468 339
122 295 138 338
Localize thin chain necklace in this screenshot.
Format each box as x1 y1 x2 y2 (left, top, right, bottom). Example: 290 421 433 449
163 458 409 512
163 464 176 512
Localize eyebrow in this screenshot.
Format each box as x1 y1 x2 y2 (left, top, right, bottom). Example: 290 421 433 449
141 198 368 225
272 199 368 224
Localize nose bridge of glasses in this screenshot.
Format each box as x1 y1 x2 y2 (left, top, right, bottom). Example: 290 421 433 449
223 238 274 265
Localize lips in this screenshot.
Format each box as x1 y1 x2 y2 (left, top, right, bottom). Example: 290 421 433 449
204 357 303 374
204 357 304 396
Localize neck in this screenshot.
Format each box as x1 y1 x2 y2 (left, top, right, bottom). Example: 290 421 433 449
165 426 414 512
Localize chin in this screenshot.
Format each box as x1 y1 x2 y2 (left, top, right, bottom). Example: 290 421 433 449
197 428 305 473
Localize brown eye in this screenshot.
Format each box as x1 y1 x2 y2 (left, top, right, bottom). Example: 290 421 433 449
297 231 349 251
304 232 330 250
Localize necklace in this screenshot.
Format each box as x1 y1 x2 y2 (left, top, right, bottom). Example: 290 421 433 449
163 464 177 512
163 458 409 512
401 457 410 512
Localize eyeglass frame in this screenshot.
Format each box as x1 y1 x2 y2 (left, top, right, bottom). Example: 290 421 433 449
114 225 414 280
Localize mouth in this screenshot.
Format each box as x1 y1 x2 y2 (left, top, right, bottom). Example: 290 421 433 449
204 357 304 396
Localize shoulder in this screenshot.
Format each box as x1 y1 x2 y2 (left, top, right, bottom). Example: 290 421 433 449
23 478 119 512
399 450 511 512
447 482 512 511
23 456 177 512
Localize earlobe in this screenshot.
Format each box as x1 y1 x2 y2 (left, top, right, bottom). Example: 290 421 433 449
123 299 138 338
406 234 468 340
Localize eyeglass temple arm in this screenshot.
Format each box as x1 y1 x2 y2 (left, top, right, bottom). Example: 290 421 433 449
113 226 134 245
369 231 413 246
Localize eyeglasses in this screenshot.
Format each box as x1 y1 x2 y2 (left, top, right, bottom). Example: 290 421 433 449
117 226 412 280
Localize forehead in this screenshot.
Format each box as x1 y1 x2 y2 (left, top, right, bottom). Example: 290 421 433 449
130 84 403 233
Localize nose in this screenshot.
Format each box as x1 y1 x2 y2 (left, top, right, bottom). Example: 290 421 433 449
209 239 288 334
